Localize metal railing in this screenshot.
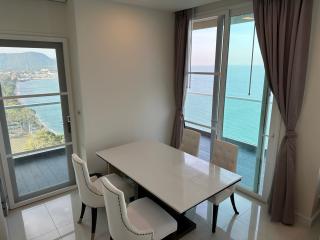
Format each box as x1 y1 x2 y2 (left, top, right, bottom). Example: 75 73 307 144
187 91 262 103
185 91 263 146
5 101 60 110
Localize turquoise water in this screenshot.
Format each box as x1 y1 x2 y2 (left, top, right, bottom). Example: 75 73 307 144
14 65 266 144
185 65 265 146
16 78 64 134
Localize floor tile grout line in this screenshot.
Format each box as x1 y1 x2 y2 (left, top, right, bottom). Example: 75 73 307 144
28 229 61 240
24 204 58 240
43 203 62 237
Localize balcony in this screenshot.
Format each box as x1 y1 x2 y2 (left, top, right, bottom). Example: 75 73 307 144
185 92 265 191
12 148 73 201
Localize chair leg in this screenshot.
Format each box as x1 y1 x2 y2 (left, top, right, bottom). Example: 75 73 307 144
78 203 86 224
212 204 219 233
91 208 97 240
230 193 239 215
110 237 113 240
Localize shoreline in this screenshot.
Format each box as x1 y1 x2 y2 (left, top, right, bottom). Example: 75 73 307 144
15 79 64 135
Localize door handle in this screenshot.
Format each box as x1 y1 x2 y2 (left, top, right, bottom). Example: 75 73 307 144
67 116 71 133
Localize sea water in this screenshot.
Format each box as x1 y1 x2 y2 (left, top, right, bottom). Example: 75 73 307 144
16 78 64 135
185 65 265 146
15 65 266 145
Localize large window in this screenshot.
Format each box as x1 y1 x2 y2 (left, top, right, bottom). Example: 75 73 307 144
183 13 274 193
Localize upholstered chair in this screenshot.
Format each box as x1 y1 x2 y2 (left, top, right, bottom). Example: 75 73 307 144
100 177 178 240
72 154 135 240
179 128 201 157
209 139 239 233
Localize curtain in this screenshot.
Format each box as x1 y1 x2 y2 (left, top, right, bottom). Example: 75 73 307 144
253 0 313 224
171 9 192 148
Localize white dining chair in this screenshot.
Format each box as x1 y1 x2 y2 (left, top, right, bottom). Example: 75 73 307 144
179 128 201 157
72 154 135 240
100 177 178 240
209 139 239 233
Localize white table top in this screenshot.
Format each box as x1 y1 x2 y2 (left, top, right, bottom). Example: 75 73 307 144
97 141 241 214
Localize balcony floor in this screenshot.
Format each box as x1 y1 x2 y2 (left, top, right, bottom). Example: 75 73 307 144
199 135 257 190
14 149 71 198
12 137 256 199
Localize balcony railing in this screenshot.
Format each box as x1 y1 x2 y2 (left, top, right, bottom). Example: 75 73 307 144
187 91 262 103
185 91 263 147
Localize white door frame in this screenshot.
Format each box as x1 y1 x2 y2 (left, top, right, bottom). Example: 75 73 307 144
0 34 78 209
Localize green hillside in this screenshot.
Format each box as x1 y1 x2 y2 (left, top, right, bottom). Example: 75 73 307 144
0 52 56 71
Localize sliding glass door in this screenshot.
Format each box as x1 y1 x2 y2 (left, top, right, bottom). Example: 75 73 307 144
220 13 271 192
0 40 75 204
184 12 274 194
184 16 224 161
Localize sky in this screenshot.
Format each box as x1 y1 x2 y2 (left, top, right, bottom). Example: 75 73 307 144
0 47 56 59
191 20 264 67
0 19 262 66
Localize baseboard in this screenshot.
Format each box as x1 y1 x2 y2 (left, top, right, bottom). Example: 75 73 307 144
311 208 320 225
295 209 320 227
295 212 311 226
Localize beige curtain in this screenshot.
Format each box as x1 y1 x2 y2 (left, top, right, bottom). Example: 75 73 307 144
171 9 192 148
253 0 313 224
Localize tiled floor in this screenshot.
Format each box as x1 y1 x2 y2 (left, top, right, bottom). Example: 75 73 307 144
6 190 320 240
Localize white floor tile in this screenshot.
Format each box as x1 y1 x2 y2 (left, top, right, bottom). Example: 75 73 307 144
45 194 75 228
15 204 56 239
30 230 60 240
5 190 320 240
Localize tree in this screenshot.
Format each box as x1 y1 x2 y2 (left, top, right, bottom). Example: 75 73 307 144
24 129 64 150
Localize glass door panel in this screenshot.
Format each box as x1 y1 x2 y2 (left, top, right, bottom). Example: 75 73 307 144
184 17 223 161
221 13 268 191
184 74 214 131
0 40 75 203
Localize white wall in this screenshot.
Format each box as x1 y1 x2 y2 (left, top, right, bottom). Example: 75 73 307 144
66 0 86 158
0 0 68 37
69 0 175 172
296 0 320 221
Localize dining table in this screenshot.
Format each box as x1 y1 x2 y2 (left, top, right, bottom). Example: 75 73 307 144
97 140 241 238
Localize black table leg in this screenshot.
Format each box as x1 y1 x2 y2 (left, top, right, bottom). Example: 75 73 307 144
212 204 219 233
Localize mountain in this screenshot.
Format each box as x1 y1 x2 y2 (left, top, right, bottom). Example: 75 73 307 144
0 52 56 71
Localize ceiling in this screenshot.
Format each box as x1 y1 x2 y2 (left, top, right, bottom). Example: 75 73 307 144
111 0 221 12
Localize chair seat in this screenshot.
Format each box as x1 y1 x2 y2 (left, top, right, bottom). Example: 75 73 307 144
208 185 235 205
92 173 135 202
127 197 177 240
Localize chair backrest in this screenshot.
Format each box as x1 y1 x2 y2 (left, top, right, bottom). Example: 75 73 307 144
212 140 238 172
179 128 201 157
72 154 103 207
100 177 153 240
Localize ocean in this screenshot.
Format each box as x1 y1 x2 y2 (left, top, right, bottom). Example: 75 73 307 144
15 65 266 146
185 65 265 146
16 78 64 135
